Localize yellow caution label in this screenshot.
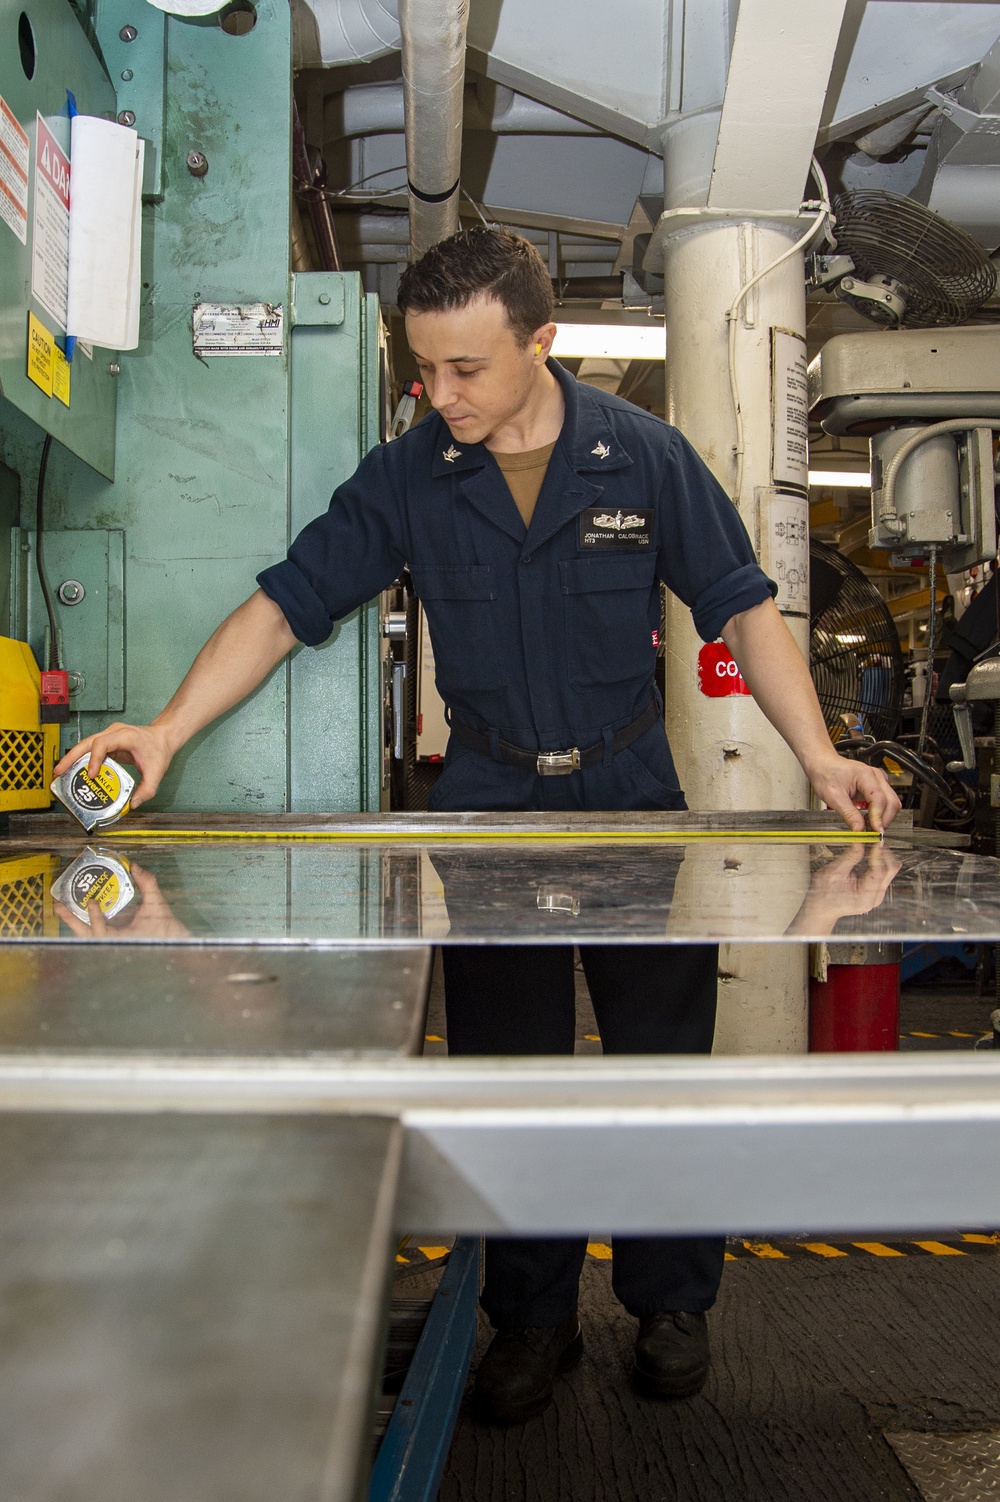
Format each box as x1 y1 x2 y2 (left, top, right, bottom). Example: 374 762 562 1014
27 312 53 397
52 345 70 407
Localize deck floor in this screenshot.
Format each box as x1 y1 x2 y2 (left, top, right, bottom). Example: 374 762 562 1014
415 953 1000 1501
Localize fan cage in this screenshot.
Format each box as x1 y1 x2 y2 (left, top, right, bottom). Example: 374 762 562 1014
810 540 904 744
833 190 996 328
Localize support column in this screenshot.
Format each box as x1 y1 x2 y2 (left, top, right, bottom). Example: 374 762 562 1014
654 207 815 1053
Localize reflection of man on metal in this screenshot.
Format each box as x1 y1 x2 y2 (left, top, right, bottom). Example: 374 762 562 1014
56 228 899 1423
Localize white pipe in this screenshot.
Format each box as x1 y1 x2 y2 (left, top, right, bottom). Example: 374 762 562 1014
399 0 469 260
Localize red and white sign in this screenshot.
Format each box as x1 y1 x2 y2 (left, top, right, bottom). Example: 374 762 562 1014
31 114 70 329
697 641 751 698
0 95 29 245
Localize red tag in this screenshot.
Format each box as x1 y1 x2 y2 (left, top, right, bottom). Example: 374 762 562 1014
651 630 660 649
697 642 751 698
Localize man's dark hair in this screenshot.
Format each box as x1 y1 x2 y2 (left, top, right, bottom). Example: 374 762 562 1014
397 226 554 347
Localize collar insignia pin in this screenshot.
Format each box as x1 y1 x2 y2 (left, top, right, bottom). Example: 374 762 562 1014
591 440 611 459
442 444 462 463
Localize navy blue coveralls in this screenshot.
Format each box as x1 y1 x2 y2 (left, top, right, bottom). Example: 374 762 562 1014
259 359 776 1326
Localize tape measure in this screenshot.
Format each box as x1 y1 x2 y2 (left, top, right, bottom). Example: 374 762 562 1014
109 827 882 844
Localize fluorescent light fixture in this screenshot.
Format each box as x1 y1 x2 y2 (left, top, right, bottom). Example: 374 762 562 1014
551 323 665 360
808 470 872 488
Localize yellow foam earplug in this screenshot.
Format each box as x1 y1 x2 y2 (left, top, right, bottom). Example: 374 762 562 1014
535 342 542 354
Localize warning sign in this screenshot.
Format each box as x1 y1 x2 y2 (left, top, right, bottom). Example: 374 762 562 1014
27 311 54 397
0 95 29 245
31 114 70 330
52 345 71 406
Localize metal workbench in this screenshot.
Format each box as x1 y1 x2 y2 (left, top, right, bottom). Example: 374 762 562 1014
2 808 1000 1500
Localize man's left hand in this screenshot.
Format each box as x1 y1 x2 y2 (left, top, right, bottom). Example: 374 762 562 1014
807 756 902 834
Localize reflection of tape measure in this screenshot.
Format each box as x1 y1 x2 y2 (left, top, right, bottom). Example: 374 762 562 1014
51 848 136 925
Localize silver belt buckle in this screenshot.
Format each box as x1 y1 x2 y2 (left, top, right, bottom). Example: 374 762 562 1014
537 888 581 916
536 747 580 776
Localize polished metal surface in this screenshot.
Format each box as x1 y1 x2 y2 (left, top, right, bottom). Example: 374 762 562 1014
1 817 997 944
0 945 431 1056
0 1053 999 1235
0 1112 402 1502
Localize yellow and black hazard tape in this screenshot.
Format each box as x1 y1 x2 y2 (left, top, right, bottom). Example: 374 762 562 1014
719 1235 997 1261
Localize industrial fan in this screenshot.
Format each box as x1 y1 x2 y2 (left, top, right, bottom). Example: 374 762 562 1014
812 189 996 327
810 538 904 742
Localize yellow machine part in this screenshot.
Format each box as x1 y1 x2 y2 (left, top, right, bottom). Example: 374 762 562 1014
0 852 60 938
0 637 59 813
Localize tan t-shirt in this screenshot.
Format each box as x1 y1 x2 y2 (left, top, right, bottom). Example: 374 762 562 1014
492 442 557 530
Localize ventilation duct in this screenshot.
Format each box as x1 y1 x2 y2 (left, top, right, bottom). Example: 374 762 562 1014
400 0 469 260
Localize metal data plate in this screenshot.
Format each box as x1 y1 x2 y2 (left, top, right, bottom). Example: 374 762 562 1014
1 812 999 945
0 1112 402 1502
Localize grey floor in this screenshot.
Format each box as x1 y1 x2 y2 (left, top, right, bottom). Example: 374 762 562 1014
410 952 1000 1501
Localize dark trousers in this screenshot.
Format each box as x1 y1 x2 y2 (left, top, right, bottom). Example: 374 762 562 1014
442 943 726 1328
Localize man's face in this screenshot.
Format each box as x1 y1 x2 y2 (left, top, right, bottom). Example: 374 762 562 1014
405 294 553 447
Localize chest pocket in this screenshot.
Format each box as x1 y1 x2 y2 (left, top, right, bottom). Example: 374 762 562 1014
560 553 658 689
410 564 507 695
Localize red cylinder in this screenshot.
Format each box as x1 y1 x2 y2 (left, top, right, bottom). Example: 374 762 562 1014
809 963 901 1051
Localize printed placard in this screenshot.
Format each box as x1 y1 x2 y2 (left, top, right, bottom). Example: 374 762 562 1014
31 114 71 329
52 345 71 406
697 640 751 698
771 327 809 491
0 95 29 244
27 311 54 396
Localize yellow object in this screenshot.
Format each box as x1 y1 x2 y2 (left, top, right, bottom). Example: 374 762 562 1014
114 827 882 845
27 312 54 397
0 852 60 937
52 346 71 407
0 638 59 813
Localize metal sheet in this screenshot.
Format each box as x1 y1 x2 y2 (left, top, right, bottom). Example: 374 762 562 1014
3 1054 1000 1237
886 1430 1000 1502
1 814 997 944
0 1112 403 1502
0 944 431 1055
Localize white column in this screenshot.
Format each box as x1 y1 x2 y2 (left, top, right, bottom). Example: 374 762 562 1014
658 211 814 1054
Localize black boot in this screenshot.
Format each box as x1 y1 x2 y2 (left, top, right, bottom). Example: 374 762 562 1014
474 1318 583 1424
632 1310 709 1399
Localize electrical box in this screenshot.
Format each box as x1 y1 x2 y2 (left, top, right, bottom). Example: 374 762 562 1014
0 0 118 478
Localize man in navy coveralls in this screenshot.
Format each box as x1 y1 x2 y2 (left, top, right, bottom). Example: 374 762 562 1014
58 228 899 1424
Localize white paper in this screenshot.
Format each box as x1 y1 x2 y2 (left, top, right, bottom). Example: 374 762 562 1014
66 115 144 351
144 0 222 13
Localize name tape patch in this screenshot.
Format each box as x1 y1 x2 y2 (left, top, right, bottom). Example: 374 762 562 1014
578 507 653 549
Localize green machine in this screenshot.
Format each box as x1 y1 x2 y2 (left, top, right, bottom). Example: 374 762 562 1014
0 0 388 814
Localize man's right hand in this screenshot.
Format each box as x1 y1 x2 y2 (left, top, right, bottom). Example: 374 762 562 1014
53 722 175 810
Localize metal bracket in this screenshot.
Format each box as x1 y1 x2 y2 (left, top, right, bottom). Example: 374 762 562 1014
289 274 346 328
93 0 167 199
925 85 1000 137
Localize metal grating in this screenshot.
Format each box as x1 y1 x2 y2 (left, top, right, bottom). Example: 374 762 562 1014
0 872 46 938
0 730 46 792
886 1430 1000 1500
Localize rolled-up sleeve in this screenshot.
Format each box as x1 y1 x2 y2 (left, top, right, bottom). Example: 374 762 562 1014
656 429 776 642
257 445 407 646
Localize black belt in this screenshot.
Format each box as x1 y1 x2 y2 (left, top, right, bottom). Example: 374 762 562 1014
446 698 660 776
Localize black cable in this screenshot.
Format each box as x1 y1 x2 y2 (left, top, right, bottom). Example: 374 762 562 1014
35 433 60 671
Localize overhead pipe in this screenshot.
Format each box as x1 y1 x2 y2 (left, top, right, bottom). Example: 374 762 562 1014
399 0 469 260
